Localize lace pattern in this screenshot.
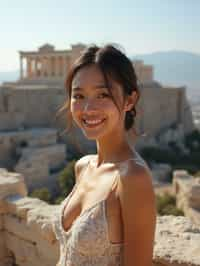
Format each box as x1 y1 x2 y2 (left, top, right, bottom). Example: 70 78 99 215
51 199 123 266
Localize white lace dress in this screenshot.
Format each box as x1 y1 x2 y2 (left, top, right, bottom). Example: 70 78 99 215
51 155 148 266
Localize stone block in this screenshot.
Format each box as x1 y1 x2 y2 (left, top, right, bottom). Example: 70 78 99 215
0 169 27 203
188 184 200 210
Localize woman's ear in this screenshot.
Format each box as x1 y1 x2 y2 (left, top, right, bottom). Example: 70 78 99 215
124 91 138 112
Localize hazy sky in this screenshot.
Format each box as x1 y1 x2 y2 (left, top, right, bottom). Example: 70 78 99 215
0 0 200 71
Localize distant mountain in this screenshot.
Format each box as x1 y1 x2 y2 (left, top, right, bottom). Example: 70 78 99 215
132 50 200 103
0 71 19 85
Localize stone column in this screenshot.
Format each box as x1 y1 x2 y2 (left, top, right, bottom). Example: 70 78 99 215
63 56 69 79
43 57 48 77
47 56 52 77
59 56 64 77
37 57 41 77
63 56 66 78
30 58 35 78
55 56 59 77
20 55 23 80
51 56 55 76
41 56 45 77
26 57 32 78
35 57 38 77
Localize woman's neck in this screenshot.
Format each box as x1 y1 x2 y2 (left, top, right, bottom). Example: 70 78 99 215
95 133 135 167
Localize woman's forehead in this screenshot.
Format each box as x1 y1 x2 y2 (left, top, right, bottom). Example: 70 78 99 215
72 65 106 88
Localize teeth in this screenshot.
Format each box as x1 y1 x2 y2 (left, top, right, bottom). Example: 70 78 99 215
84 119 104 125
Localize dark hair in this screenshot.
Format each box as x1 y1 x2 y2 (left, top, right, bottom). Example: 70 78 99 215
57 43 141 137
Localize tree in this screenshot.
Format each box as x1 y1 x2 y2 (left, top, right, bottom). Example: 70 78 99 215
57 159 77 198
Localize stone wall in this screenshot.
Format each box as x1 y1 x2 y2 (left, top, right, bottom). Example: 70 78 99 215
136 84 194 138
0 86 65 131
0 169 200 266
0 80 195 153
173 170 200 227
0 128 66 194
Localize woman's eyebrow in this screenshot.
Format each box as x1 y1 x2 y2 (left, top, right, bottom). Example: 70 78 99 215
72 84 107 91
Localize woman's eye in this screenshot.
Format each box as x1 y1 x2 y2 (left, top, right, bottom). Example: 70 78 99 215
72 94 83 99
98 93 110 98
72 93 109 100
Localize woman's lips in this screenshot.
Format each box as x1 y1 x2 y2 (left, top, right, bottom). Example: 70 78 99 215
83 118 106 128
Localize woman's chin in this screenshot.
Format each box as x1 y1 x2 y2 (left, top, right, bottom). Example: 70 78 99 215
82 132 101 140
81 129 105 140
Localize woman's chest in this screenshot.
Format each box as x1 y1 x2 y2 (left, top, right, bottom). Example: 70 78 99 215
62 182 123 246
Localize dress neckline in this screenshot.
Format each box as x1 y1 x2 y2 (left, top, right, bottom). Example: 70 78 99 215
60 196 124 246
60 156 120 237
59 155 139 240
60 197 105 235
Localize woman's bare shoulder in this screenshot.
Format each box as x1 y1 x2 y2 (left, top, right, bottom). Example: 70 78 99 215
116 157 154 202
120 157 153 184
74 154 96 183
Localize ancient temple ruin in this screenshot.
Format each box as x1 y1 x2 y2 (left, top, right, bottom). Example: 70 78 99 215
18 43 85 85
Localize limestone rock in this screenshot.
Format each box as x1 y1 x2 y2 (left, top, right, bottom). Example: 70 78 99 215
14 143 66 191
151 163 172 183
155 215 200 266
173 170 200 227
0 169 27 203
188 183 200 210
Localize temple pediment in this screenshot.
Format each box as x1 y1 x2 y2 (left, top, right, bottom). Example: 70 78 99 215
39 43 55 52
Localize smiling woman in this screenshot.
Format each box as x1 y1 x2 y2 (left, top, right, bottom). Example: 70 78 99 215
52 44 157 266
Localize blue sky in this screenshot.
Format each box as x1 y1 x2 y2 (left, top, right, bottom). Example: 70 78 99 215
0 0 200 71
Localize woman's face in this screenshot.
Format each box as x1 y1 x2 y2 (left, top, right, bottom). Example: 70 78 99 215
70 64 128 140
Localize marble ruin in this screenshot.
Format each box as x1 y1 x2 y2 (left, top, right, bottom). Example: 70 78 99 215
18 43 85 85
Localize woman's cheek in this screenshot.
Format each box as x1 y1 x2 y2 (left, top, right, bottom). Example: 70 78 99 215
70 100 82 114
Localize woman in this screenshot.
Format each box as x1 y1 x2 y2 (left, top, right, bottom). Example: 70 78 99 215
52 44 157 266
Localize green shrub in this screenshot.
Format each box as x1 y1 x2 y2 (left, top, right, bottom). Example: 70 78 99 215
194 171 200 178
161 204 184 216
54 195 66 204
140 147 179 164
57 159 77 198
168 141 182 154
30 188 51 203
184 129 200 152
156 193 184 216
188 152 200 165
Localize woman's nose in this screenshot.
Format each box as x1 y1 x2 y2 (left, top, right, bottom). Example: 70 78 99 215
83 99 98 112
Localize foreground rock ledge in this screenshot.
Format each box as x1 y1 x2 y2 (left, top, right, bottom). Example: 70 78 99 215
0 168 200 266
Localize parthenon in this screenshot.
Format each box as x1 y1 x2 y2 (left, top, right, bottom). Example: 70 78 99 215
19 43 85 82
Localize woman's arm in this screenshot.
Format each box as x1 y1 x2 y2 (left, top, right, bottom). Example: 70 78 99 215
118 163 157 266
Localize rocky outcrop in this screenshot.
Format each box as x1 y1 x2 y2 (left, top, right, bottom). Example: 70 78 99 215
0 128 66 193
151 163 172 184
154 215 200 266
15 143 66 192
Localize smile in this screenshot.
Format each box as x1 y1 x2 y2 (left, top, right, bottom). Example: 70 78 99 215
83 118 106 128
